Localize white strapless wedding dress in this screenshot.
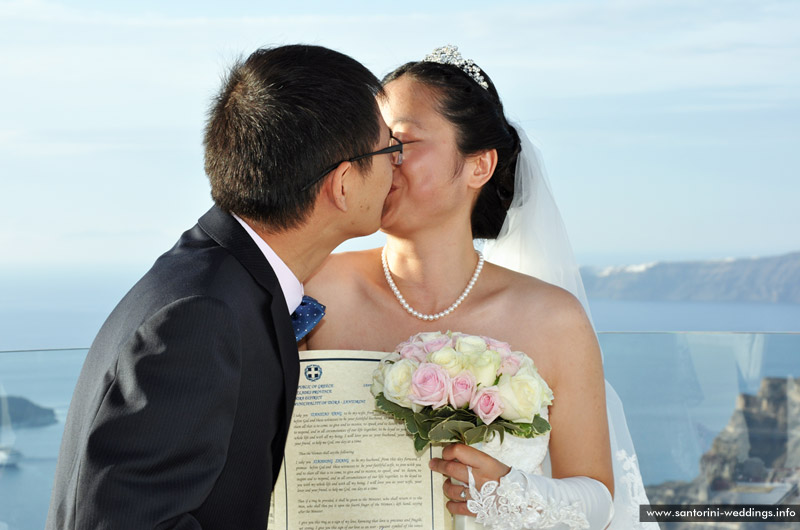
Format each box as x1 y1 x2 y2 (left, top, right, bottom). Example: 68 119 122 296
457 382 658 529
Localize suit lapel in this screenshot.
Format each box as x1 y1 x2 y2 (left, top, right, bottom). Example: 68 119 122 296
197 206 300 432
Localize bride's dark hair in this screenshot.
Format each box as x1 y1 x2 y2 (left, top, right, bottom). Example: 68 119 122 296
382 60 521 239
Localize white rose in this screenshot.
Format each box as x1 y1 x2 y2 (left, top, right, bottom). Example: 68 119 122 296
496 372 553 423
514 354 537 377
455 335 488 356
468 349 502 388
513 359 554 403
428 347 464 377
382 358 418 409
371 352 400 397
417 331 445 343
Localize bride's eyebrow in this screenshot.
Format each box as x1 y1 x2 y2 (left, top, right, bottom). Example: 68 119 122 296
391 117 425 130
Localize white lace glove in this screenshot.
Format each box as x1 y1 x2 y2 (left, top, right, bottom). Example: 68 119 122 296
466 466 614 530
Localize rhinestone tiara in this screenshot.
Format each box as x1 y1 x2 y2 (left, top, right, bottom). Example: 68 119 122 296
423 45 489 90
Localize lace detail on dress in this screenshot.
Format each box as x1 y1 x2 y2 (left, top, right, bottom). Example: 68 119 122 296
615 449 649 529
466 467 590 530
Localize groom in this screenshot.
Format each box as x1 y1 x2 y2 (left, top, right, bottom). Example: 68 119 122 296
47 45 394 529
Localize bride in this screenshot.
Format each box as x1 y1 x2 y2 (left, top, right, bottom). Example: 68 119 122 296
304 45 654 529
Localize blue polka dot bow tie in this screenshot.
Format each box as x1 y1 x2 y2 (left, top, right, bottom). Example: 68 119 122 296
291 295 326 342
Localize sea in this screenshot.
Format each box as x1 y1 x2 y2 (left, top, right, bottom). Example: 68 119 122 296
1 270 799 529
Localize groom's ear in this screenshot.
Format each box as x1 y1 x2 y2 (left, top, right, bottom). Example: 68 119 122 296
325 161 351 213
467 149 498 190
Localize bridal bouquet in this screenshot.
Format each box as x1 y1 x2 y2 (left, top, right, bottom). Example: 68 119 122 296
371 331 553 452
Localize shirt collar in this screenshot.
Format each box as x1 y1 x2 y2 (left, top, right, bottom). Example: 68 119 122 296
232 213 304 314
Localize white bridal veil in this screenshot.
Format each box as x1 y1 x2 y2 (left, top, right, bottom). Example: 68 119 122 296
482 124 656 529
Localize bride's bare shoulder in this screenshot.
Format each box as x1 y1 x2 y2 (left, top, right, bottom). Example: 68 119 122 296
486 264 597 363
487 264 585 320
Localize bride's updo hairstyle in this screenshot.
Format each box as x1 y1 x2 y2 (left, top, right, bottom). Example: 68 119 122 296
382 45 521 239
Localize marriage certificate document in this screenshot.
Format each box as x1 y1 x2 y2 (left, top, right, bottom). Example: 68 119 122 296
268 350 452 530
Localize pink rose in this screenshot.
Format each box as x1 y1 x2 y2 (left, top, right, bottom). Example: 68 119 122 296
498 351 525 376
421 335 452 355
448 371 476 409
398 342 427 363
469 386 504 425
484 337 513 356
409 363 450 409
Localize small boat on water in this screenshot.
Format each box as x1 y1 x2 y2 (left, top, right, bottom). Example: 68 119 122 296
0 446 22 467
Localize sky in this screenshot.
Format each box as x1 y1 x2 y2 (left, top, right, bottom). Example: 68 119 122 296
1 0 798 274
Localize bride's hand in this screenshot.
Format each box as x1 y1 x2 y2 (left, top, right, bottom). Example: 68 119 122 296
429 443 511 517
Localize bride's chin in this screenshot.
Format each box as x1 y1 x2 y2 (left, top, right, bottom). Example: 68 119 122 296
379 214 401 235
379 215 393 232
380 203 397 230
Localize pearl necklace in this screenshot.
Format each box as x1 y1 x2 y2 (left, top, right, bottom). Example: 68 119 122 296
381 247 485 321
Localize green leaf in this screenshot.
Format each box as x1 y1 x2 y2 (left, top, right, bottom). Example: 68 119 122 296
405 415 420 435
428 423 457 442
488 424 505 444
532 415 552 435
414 433 429 453
429 420 475 442
431 406 459 420
451 409 478 423
413 411 430 425
416 415 438 439
463 425 488 445
508 422 532 438
449 420 476 438
492 419 516 430
375 394 413 422
376 393 439 442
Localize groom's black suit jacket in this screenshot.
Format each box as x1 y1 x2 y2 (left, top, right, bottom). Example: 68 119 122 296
46 206 300 530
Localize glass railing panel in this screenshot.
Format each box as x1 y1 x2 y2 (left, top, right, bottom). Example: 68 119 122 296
0 349 88 530
1 334 798 529
601 332 799 528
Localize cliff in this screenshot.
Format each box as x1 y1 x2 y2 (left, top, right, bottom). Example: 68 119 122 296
645 377 800 528
581 251 800 304
2 395 57 428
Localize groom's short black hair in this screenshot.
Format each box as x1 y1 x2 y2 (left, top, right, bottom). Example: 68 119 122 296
204 44 383 230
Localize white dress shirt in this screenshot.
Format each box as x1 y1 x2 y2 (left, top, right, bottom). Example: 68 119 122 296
232 214 303 315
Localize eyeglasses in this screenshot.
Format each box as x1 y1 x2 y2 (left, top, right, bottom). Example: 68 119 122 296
301 135 403 191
